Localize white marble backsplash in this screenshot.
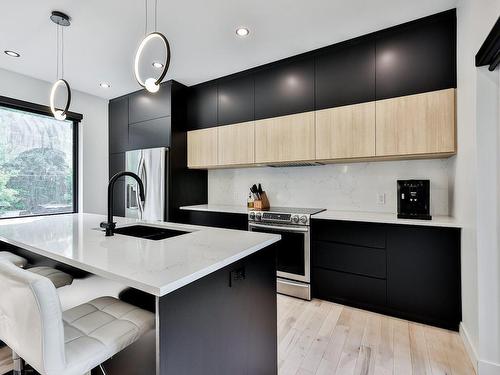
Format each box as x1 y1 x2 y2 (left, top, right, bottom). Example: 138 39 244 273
208 159 452 215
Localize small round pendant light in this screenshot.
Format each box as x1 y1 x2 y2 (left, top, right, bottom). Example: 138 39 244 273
134 0 170 93
50 11 72 121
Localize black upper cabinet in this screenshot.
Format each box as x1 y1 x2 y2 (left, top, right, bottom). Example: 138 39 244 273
186 82 218 130
109 97 129 153
109 152 125 177
217 74 254 125
128 84 171 124
315 38 376 110
128 117 171 150
375 10 456 100
254 57 314 120
109 152 126 217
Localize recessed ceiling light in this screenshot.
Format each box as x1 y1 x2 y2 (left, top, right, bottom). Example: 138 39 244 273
4 50 20 57
152 62 164 69
236 27 250 37
100 82 111 88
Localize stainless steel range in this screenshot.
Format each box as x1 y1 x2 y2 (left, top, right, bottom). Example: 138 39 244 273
248 207 325 300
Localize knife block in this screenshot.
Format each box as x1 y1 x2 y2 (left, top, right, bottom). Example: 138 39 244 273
253 192 270 210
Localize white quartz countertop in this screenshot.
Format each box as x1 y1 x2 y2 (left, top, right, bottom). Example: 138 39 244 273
180 204 460 228
0 213 280 296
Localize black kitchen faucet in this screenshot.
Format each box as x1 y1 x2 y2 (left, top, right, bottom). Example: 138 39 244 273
100 171 145 236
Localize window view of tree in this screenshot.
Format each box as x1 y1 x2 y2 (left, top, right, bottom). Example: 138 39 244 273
0 106 74 218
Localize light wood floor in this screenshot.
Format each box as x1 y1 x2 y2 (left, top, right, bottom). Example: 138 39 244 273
278 295 475 375
0 295 475 375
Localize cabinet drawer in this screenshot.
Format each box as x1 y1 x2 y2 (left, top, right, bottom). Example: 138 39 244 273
313 241 386 279
313 267 386 307
312 219 386 249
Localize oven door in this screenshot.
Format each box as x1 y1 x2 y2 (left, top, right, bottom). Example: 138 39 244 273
248 222 310 283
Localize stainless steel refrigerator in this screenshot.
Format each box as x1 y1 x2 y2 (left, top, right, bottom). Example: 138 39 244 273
125 147 168 221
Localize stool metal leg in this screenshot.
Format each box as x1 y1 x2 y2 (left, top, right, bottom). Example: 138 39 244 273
12 350 24 375
99 364 108 375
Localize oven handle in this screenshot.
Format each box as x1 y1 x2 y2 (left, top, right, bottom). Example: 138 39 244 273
248 222 309 233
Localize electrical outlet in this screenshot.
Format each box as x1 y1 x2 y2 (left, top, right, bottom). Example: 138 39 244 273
377 193 386 205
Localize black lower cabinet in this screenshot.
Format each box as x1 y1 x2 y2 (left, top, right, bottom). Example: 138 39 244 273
313 267 387 308
179 210 248 231
386 225 461 330
311 219 461 331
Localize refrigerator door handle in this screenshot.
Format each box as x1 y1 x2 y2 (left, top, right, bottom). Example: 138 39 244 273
136 151 146 219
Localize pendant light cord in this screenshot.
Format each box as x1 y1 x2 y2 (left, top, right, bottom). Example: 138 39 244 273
145 0 148 36
56 24 59 79
144 0 158 35
61 27 64 79
155 0 158 32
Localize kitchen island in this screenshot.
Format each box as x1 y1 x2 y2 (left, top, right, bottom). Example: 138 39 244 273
0 213 280 375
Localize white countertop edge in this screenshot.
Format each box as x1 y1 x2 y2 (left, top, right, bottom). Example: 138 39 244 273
179 204 460 228
313 211 461 228
157 236 280 296
0 225 280 297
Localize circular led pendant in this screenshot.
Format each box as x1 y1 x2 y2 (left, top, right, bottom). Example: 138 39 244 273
134 32 170 93
50 79 71 121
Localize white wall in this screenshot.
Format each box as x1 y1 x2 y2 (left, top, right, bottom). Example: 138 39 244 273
0 68 109 215
476 65 500 374
453 0 500 373
209 159 451 214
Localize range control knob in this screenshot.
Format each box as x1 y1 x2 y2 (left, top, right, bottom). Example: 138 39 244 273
300 215 308 224
291 215 300 224
249 212 255 220
255 212 262 221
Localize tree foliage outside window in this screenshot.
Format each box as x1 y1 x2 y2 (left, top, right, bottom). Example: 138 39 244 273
0 106 74 218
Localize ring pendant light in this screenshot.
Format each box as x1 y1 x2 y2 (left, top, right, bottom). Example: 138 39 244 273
134 0 170 93
50 11 72 121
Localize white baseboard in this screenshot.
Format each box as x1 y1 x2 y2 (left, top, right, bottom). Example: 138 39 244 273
460 322 500 375
478 360 500 375
460 322 478 374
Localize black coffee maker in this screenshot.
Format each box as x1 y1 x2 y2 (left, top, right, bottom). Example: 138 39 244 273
397 180 431 220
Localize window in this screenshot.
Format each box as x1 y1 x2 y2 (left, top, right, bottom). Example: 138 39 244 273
0 101 79 218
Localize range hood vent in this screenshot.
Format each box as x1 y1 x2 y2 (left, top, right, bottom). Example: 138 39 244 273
267 161 324 168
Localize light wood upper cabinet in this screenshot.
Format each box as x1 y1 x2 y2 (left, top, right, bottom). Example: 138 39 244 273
187 127 218 168
315 102 375 160
375 89 456 157
218 121 255 166
255 112 315 164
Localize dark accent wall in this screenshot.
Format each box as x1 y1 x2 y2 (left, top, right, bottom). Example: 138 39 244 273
185 9 456 130
108 81 207 220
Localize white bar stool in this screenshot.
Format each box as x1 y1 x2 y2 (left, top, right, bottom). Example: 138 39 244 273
0 251 73 288
0 261 155 375
0 251 28 268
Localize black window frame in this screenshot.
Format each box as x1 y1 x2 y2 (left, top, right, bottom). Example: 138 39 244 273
0 95 83 219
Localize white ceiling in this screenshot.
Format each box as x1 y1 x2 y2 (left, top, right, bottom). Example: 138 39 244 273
1 0 457 100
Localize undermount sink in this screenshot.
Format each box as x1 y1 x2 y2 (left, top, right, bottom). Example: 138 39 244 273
113 225 190 241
